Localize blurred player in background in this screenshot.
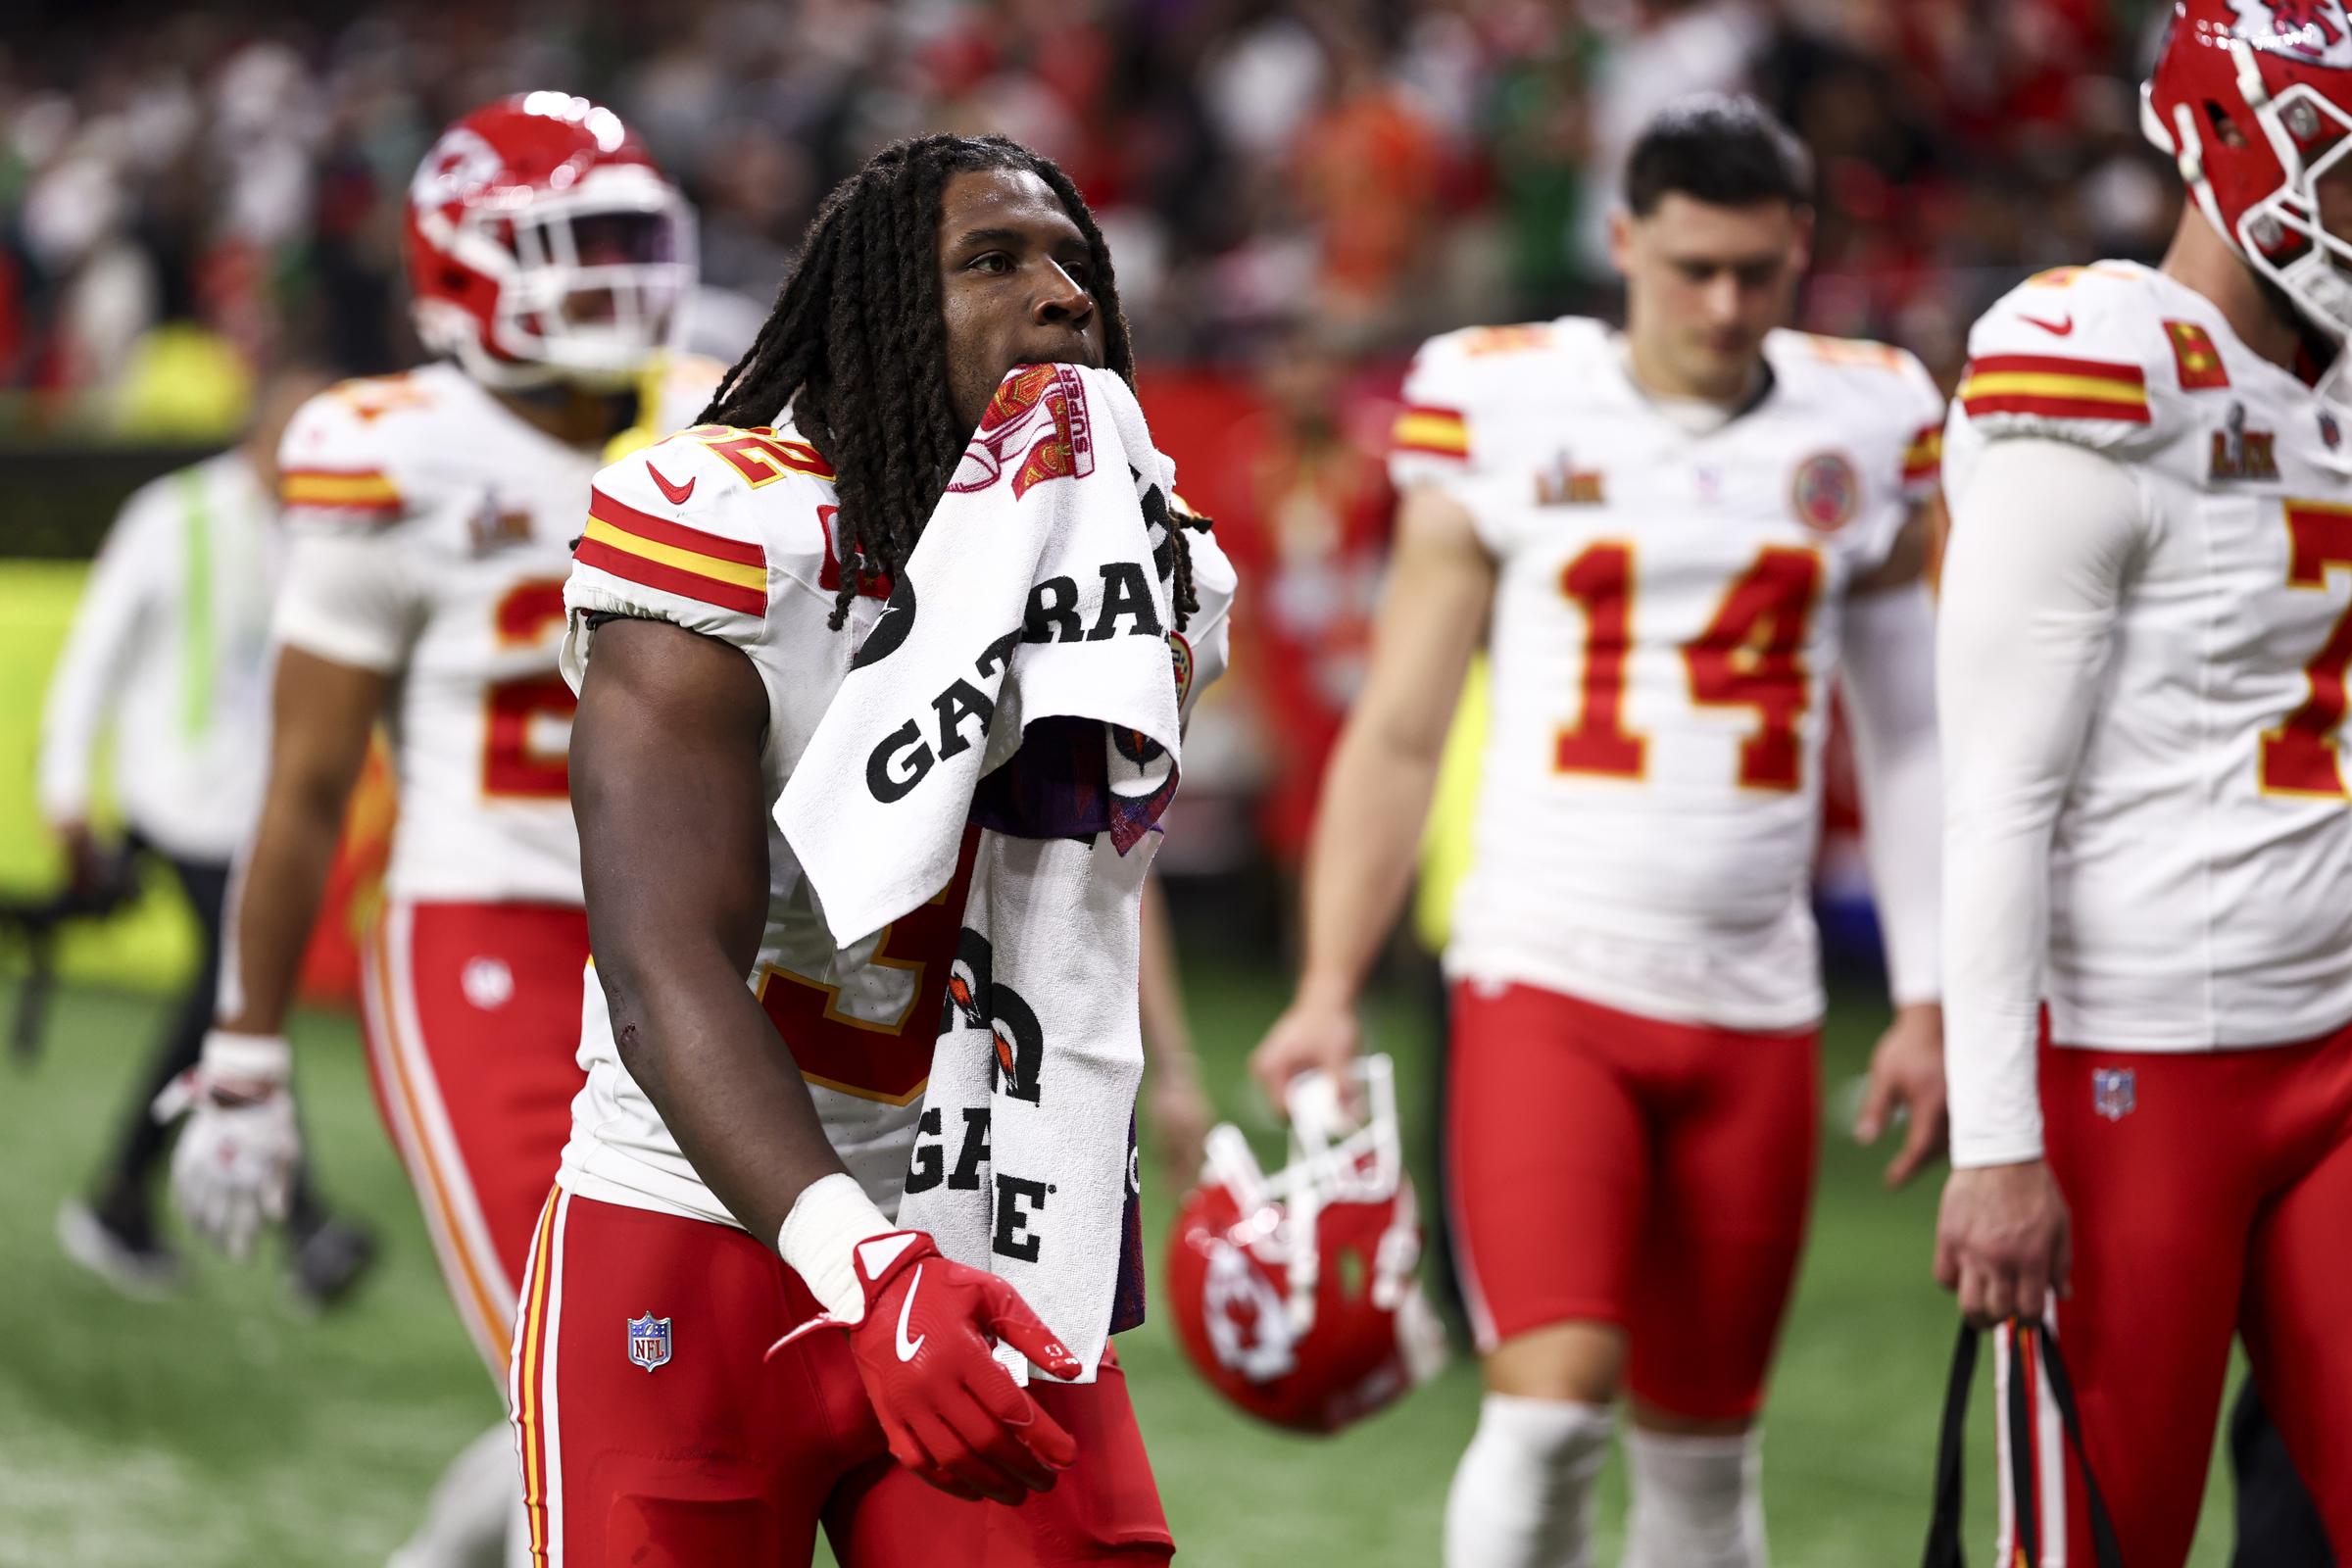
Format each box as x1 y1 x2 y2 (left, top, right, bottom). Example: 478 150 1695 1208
1252 95 1945 1568
533 132 1232 1567
150 93 707 1568
38 361 374 1304
1936 4 2352 1561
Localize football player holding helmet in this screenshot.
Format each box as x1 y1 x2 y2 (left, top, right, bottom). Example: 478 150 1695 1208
1165 1057 1446 1435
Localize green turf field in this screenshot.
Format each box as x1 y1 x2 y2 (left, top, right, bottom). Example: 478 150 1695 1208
0 959 2239 1567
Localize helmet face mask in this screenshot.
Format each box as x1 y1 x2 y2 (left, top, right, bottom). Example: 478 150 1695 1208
2235 81 2352 338
407 94 697 392
480 175 695 386
2146 1 2352 340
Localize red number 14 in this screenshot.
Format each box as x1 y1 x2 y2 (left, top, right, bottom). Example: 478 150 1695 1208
1554 542 1823 792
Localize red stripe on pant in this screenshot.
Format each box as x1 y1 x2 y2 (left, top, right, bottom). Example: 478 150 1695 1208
357 901 590 1379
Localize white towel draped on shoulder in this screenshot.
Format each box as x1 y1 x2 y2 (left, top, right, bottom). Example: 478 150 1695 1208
774 362 1184 1382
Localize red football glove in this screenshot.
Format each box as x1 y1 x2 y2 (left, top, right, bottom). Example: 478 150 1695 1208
769 1231 1081 1502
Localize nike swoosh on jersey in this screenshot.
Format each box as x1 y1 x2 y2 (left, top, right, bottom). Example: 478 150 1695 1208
647 462 696 506
2018 313 2075 336
896 1264 928 1361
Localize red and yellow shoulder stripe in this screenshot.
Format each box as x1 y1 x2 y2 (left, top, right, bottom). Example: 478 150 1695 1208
1902 423 1942 485
281 468 404 516
1958 354 2149 424
575 484 767 615
1393 405 1469 461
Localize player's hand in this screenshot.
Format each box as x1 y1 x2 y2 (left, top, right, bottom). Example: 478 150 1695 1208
1854 1003 1948 1188
1934 1159 2072 1326
772 1232 1080 1503
1146 1052 1215 1188
152 1032 300 1259
1250 985 1359 1114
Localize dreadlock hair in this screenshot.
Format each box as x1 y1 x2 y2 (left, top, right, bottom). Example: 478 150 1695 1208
698 132 1210 630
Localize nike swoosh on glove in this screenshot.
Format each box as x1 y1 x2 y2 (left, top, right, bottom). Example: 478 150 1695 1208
152 1032 300 1260
769 1231 1082 1502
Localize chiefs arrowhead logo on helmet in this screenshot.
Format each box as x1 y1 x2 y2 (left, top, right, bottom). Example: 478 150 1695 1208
2231 0 2352 68
1164 1055 1446 1435
1200 1237 1300 1382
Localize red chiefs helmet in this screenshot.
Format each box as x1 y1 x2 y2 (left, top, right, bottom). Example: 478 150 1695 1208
406 93 695 389
2144 0 2352 337
1164 1055 1446 1435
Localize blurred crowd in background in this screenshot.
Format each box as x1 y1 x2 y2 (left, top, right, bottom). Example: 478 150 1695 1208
1 0 2176 895
7 0 2171 423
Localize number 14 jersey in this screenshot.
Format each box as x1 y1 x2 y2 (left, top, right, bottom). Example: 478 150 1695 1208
1394 318 1942 1030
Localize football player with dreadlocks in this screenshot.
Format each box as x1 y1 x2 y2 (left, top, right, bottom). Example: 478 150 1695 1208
513 134 1233 1567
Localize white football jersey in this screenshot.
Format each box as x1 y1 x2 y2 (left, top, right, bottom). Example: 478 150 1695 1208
270 362 711 906
556 419 1235 1228
1944 261 2352 1052
1396 318 1942 1030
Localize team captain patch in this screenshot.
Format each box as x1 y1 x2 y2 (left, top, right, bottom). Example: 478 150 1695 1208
574 484 767 614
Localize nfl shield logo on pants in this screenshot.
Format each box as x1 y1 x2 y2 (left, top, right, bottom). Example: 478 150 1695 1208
626 1312 671 1372
2092 1067 2136 1121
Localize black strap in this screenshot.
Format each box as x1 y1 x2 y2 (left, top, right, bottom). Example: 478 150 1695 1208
1921 1317 2126 1568
1922 1322 1977 1568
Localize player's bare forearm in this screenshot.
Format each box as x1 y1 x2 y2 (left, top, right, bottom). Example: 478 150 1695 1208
1295 729 1446 1004
219 649 387 1036
572 617 846 1244
1294 485 1493 1004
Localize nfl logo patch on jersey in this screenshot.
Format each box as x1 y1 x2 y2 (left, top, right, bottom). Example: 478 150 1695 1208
626 1311 672 1371
2091 1067 2136 1122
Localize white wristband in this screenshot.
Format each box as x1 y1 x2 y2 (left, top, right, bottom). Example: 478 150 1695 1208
777 1172 895 1324
199 1031 292 1087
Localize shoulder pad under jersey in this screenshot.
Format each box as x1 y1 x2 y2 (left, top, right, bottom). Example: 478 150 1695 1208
1955 264 2186 459
1390 318 1598 489
566 423 836 651
275 374 444 530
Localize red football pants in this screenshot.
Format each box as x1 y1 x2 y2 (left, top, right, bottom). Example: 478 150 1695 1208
509 1189 1172 1568
1447 980 1819 1420
359 900 590 1376
1998 1023 2352 1567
